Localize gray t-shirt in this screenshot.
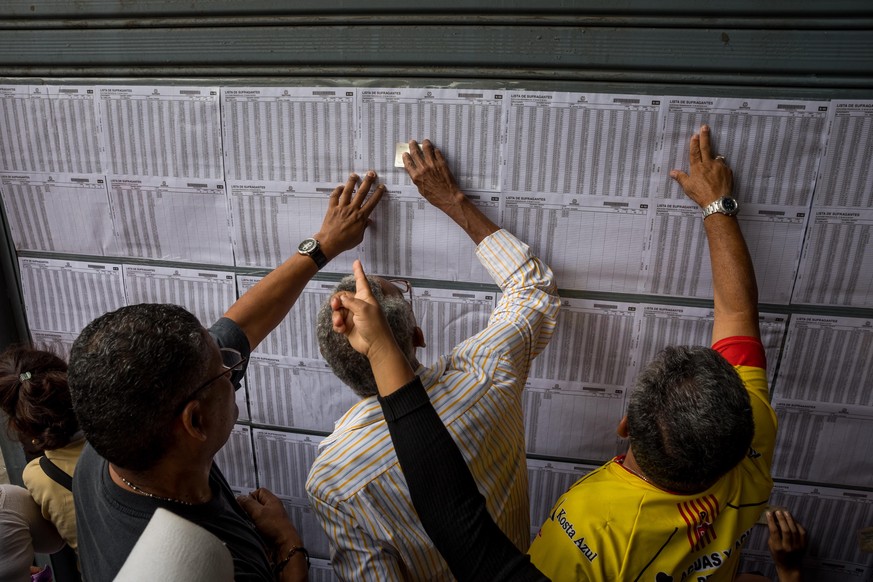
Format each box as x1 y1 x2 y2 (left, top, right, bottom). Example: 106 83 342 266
73 317 271 581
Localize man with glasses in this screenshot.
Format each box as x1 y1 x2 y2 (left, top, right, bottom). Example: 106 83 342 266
307 140 560 581
68 173 384 582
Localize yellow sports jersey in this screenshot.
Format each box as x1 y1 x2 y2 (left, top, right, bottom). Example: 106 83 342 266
528 337 775 582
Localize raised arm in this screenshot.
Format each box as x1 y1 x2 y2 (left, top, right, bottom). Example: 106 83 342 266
670 125 759 342
330 262 547 582
403 139 498 244
224 172 384 349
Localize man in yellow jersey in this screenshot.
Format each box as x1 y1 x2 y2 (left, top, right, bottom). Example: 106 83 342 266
307 139 559 581
528 124 776 582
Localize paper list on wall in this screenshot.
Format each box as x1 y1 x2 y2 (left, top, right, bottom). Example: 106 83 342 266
0 85 101 174
229 182 355 271
524 377 627 462
0 172 116 255
638 307 787 387
526 459 595 538
793 208 873 308
660 97 829 205
362 190 498 282
99 85 222 179
412 285 495 368
644 201 807 303
18 257 125 334
358 88 504 192
253 429 332 559
214 424 256 493
238 277 333 360
246 357 358 432
503 194 649 293
30 331 78 361
741 482 873 573
122 264 236 328
774 315 873 406
523 295 637 461
222 87 355 184
504 92 662 198
529 297 638 386
108 176 233 264
770 315 873 487
812 101 873 208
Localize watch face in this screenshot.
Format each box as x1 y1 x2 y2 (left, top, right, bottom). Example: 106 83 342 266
721 198 738 213
298 238 318 254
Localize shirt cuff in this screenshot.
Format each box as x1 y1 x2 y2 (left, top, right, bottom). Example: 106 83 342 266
378 376 430 422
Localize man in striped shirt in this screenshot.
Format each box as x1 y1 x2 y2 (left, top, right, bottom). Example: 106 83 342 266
307 139 560 581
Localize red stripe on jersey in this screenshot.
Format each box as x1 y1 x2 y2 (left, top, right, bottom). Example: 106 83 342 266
712 336 766 369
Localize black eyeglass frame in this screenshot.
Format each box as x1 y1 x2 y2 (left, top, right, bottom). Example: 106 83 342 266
175 347 247 415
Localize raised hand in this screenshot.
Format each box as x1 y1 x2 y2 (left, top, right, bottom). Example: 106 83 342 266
330 260 395 359
670 124 733 208
316 171 385 260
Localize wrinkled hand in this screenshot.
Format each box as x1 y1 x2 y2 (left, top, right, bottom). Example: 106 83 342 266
316 171 385 260
767 510 806 577
237 487 302 549
402 139 463 210
670 124 733 208
331 260 397 359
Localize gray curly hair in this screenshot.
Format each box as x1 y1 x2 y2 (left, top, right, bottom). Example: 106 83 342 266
316 275 418 398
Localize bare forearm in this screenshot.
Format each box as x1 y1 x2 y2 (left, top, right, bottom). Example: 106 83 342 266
223 254 317 350
704 215 759 340
436 190 499 245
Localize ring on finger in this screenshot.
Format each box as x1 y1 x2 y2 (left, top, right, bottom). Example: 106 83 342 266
714 155 726 162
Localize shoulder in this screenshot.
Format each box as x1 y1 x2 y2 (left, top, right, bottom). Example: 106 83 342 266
209 317 250 354
712 336 766 369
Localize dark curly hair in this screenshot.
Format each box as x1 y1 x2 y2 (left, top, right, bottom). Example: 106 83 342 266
68 303 209 471
0 345 79 452
627 345 754 493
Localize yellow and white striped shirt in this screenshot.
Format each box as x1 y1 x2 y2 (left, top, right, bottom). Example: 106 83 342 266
306 229 559 581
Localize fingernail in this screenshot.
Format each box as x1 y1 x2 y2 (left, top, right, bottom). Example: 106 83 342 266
702 124 710 132
367 171 375 178
350 173 358 180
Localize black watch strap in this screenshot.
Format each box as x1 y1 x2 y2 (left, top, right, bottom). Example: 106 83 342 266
297 238 328 270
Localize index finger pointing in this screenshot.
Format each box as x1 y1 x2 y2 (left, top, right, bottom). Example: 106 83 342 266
353 260 375 299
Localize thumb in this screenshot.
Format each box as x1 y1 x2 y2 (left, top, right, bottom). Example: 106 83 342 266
236 493 258 516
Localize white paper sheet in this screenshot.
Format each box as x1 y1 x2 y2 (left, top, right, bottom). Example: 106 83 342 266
246 357 358 432
253 429 331 559
222 87 355 184
18 257 125 334
0 172 115 255
99 85 222 179
504 194 650 293
0 85 102 174
108 176 233 264
526 458 596 540
660 97 830 205
359 87 504 192
793 207 873 307
504 92 663 198
214 424 256 493
122 264 236 327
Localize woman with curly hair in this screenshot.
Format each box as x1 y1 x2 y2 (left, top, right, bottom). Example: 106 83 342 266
0 345 84 552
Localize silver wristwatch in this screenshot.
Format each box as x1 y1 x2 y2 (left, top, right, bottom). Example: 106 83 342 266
702 196 739 220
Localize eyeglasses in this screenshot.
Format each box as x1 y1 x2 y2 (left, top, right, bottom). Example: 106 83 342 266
176 347 247 415
389 279 414 308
